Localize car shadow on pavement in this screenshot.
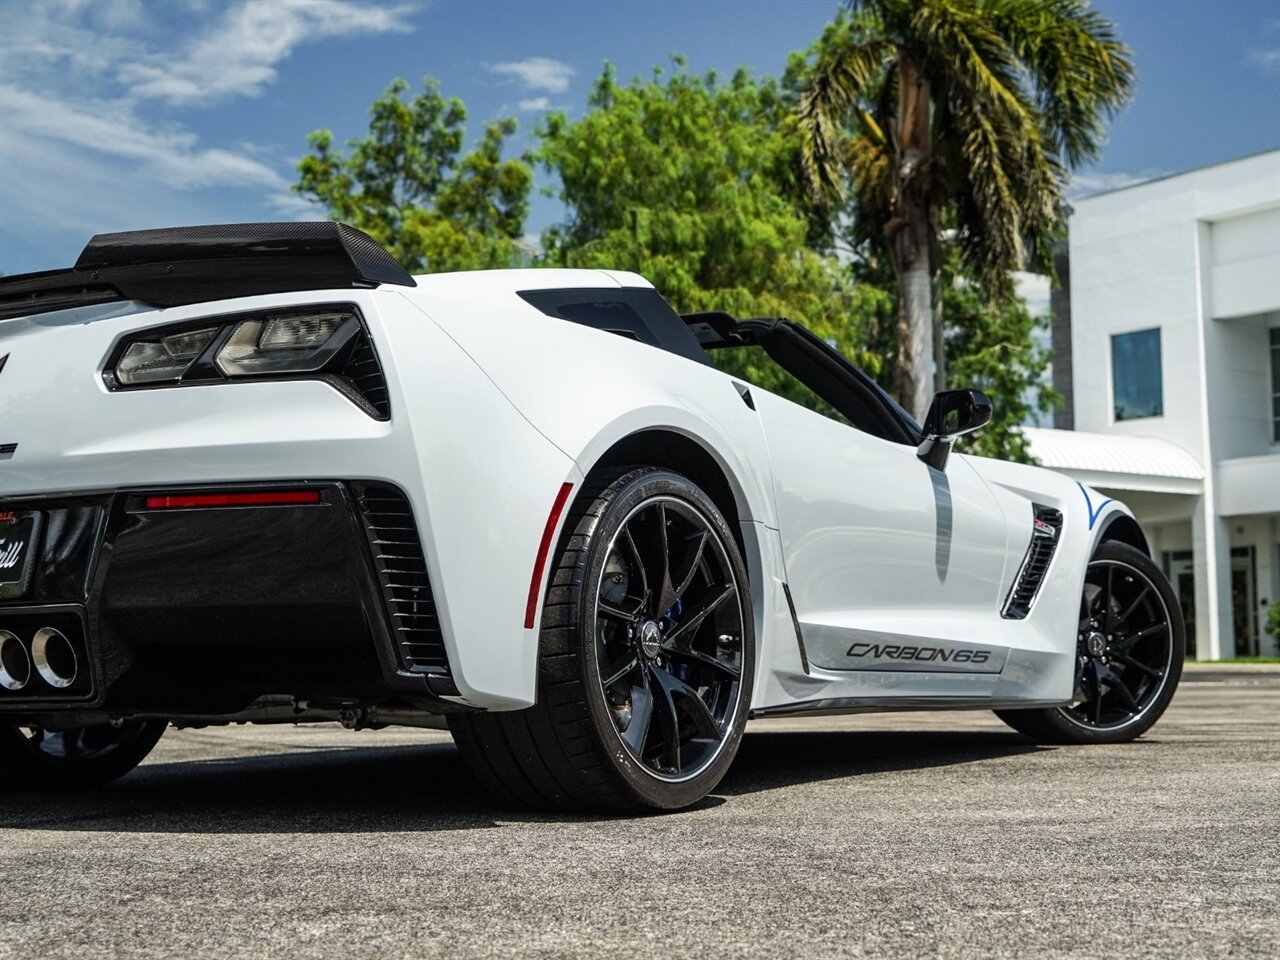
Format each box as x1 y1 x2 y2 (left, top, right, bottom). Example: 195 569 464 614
719 729 1044 797
0 728 1043 833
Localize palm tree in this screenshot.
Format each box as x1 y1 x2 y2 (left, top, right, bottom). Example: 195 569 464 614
798 0 1133 419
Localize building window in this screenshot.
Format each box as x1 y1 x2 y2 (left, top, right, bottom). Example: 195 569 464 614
1111 328 1163 420
1270 327 1280 442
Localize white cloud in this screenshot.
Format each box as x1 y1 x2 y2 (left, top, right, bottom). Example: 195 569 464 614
0 11 144 86
121 0 414 105
0 0 417 272
1246 48 1280 73
490 56 574 93
85 0 148 32
0 121 288 276
1 85 286 189
1248 19 1280 73
518 96 551 112
266 190 328 221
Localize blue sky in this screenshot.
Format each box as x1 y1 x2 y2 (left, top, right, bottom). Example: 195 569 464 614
2 0 1278 277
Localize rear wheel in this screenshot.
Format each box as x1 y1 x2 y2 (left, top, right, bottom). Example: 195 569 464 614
0 720 167 790
449 468 754 812
996 540 1184 744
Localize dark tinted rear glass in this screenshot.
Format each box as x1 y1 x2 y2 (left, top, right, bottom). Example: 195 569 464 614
518 287 709 365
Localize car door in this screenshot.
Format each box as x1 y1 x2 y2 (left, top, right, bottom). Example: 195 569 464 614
751 386 1015 678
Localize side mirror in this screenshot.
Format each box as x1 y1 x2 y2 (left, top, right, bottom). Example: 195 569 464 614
917 389 993 470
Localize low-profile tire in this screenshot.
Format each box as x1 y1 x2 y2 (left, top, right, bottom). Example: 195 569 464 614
449 467 755 812
996 540 1184 745
0 720 167 790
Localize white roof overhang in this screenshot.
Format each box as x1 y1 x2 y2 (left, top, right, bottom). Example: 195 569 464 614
1022 428 1205 495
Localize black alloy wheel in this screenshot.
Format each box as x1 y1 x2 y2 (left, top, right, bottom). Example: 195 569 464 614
449 467 755 812
1064 556 1175 728
0 720 167 789
996 540 1184 744
593 494 745 782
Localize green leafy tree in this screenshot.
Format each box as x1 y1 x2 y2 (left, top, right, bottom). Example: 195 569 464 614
942 268 1058 461
539 60 891 406
295 78 532 273
850 245 1057 462
798 0 1133 419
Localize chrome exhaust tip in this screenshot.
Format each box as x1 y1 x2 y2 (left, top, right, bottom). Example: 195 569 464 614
32 627 78 689
0 630 32 692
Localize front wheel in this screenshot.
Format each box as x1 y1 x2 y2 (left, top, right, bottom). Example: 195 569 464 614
996 540 1184 744
449 467 755 812
0 720 167 790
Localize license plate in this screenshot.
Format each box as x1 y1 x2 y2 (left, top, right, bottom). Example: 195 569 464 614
0 510 41 601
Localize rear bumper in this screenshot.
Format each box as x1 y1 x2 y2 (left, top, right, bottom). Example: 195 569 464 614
0 288 583 710
0 481 458 720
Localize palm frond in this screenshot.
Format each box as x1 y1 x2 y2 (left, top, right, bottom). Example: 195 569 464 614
843 134 894 247
984 0 1135 168
911 1 1031 134
807 0 1127 299
797 16 893 203
908 3 1045 287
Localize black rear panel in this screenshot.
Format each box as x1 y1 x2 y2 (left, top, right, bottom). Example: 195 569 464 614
1 497 109 605
98 484 386 711
0 480 452 717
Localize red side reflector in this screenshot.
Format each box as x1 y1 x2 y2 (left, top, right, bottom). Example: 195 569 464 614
144 490 322 509
524 482 575 629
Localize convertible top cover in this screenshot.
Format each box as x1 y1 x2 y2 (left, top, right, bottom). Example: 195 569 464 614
0 221 416 320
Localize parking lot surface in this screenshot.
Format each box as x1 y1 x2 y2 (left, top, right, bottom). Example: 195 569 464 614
1 666 1276 959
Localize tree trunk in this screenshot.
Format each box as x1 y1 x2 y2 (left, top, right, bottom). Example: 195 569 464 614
891 209 934 421
889 54 934 421
932 272 945 395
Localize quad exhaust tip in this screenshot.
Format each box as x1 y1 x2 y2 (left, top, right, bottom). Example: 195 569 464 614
0 629 31 691
31 627 78 689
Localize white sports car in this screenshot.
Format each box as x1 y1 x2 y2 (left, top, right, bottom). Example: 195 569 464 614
0 223 1184 810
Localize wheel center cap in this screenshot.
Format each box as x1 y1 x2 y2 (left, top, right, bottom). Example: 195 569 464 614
639 620 662 660
1086 631 1107 658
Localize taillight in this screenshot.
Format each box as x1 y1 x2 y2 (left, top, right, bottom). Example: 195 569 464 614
143 490 322 509
103 304 389 419
115 326 219 385
215 312 356 377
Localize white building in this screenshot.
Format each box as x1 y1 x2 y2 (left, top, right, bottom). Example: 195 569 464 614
1027 149 1280 660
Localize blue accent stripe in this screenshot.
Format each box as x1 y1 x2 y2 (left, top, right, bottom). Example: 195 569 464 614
1077 482 1113 531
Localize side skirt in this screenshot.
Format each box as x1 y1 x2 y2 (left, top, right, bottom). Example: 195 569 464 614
750 697 1069 720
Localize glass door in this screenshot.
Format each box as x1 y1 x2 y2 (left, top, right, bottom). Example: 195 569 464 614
1230 547 1257 657
1162 550 1196 658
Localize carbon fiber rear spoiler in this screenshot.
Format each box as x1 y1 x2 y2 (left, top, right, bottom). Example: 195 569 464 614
0 222 416 321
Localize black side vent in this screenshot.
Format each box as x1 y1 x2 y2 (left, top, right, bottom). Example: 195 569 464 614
342 331 390 419
1002 505 1063 620
352 482 449 674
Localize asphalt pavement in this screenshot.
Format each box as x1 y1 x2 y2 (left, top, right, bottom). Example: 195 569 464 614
1 665 1277 959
